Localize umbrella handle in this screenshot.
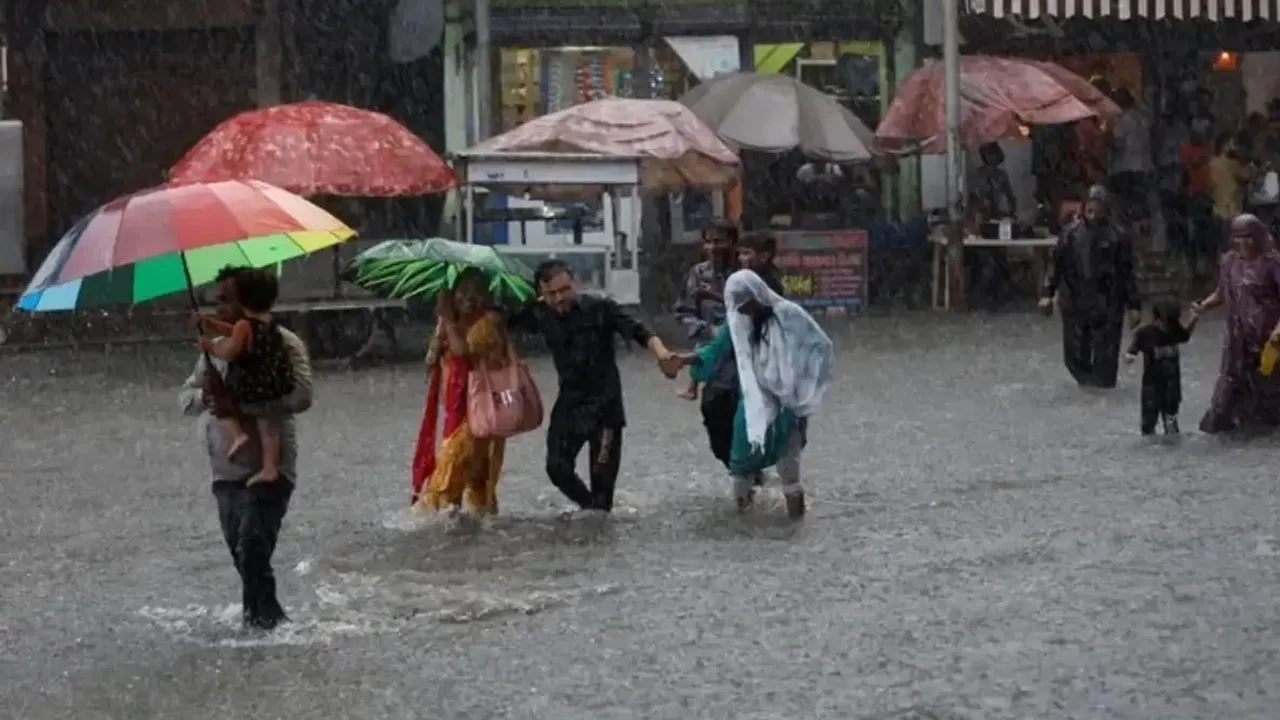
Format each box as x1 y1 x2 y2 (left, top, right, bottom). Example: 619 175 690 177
180 252 215 367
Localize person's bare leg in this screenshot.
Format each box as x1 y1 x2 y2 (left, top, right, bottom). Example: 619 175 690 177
247 417 281 485
224 417 251 460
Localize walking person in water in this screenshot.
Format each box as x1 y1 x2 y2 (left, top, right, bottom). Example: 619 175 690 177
1125 299 1197 436
180 265 313 631
674 221 736 401
510 260 676 513
673 270 834 518
1040 185 1142 389
1193 213 1280 433
412 269 514 515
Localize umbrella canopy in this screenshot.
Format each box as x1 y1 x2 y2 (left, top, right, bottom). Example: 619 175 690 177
678 72 876 162
1019 60 1121 122
169 100 457 196
17 180 354 312
876 56 1104 153
461 98 739 198
352 238 536 303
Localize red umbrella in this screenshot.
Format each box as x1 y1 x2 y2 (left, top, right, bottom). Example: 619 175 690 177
170 101 457 196
876 56 1105 154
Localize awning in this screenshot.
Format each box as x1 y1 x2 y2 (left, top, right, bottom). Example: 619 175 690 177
968 0 1279 21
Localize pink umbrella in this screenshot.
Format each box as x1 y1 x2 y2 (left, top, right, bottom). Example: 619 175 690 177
1020 60 1121 122
462 98 740 198
876 56 1106 154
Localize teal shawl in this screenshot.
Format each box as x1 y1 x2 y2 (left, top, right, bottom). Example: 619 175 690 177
690 324 794 475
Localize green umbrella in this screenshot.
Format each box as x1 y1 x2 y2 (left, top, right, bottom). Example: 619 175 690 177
352 238 536 303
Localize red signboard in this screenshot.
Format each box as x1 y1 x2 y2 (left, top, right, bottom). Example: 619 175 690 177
772 229 868 310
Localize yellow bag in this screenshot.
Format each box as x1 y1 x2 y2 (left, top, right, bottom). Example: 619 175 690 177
1262 343 1279 377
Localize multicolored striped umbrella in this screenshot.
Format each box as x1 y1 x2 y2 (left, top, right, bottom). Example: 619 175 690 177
17 179 354 312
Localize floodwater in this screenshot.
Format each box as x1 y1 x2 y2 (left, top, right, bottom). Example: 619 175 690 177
2 312 1279 719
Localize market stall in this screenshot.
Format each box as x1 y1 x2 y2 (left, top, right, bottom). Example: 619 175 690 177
877 56 1117 310
454 97 740 306
453 151 644 303
929 227 1057 310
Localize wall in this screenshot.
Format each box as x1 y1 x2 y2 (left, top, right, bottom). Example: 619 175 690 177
8 1 259 273
0 121 23 275
43 30 257 240
1241 52 1279 116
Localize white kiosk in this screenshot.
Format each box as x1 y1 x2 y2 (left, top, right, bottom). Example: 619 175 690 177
453 151 643 305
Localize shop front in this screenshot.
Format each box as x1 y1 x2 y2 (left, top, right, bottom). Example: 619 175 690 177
915 0 1280 308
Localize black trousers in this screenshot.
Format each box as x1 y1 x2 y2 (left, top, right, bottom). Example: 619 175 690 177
213 479 292 629
700 387 739 470
545 421 624 511
1061 311 1124 388
1141 385 1181 434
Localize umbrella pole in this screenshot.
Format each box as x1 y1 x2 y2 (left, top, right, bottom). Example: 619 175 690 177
179 252 216 367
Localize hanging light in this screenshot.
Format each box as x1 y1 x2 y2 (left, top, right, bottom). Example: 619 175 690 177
1213 51 1239 72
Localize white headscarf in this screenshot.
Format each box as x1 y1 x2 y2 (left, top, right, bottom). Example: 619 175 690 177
724 270 835 450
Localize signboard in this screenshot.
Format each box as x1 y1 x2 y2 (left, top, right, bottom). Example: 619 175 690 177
773 230 868 310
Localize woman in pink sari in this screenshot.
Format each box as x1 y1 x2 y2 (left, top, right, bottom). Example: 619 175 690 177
1193 214 1280 433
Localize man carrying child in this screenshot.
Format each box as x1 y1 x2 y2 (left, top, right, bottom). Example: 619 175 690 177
179 266 313 632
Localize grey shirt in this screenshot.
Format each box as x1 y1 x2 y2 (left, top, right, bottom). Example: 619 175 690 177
177 326 313 483
674 260 736 391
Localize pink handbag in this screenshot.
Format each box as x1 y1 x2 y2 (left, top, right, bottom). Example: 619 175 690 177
467 349 544 439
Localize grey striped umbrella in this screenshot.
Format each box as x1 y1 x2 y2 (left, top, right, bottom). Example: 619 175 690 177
678 72 877 163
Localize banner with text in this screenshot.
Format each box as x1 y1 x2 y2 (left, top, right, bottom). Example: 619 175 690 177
773 230 868 310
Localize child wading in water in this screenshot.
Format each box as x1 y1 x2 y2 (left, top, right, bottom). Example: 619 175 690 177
676 223 736 401
1125 299 1198 436
198 269 296 483
737 232 785 296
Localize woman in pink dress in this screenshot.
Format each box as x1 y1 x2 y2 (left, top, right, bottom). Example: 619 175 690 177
1194 214 1280 433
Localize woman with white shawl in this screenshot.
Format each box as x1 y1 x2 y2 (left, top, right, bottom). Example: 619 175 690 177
673 270 835 518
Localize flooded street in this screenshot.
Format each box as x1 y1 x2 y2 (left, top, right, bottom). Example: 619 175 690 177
3 312 1279 719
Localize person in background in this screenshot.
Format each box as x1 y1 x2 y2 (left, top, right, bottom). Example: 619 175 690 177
1246 100 1280 233
1193 213 1280 434
1124 299 1197 437
1189 89 1215 141
1040 185 1142 389
736 232 785 295
969 142 1017 308
1238 112 1266 164
1209 132 1251 260
1155 107 1190 263
1109 88 1154 226
179 265 314 632
1178 127 1215 280
674 221 736 401
509 260 676 514
973 142 1017 220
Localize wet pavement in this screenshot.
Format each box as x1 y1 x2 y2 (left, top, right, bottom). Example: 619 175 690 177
2 312 1279 720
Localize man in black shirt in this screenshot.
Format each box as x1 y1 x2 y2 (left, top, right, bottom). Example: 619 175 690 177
510 260 677 512
1040 185 1141 389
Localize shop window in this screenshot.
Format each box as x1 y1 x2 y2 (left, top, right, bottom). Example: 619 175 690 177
498 46 646 133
